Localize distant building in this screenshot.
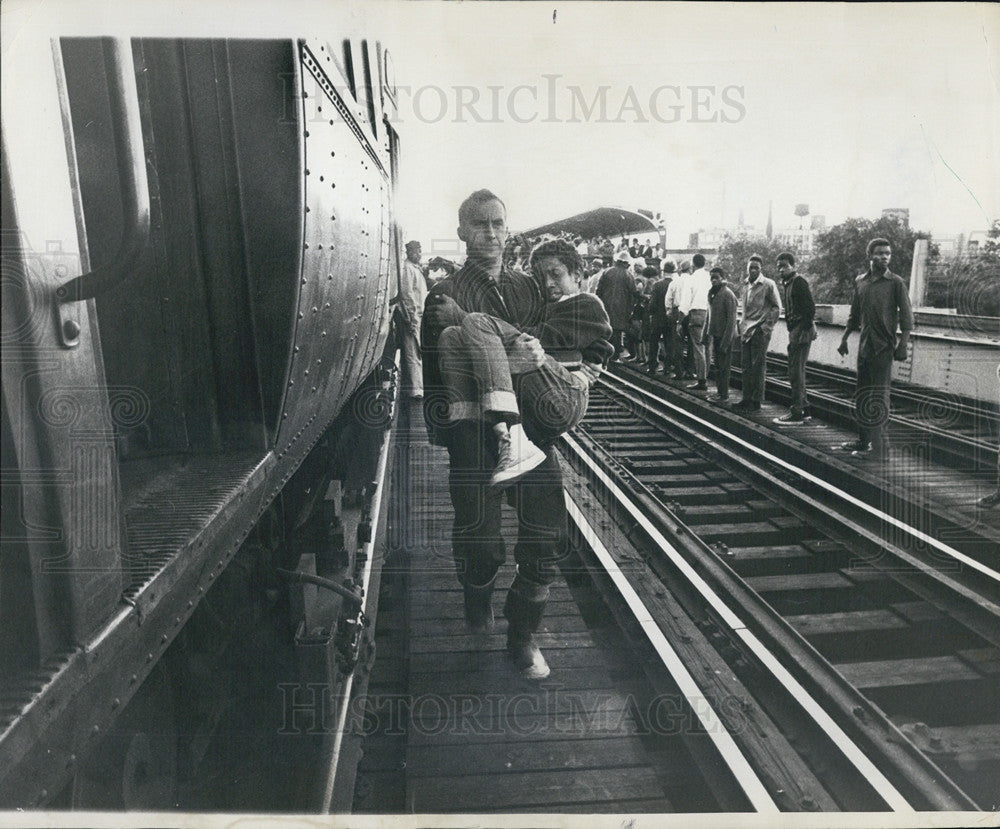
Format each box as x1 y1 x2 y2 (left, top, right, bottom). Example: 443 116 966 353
773 226 819 254
882 208 910 228
688 228 734 251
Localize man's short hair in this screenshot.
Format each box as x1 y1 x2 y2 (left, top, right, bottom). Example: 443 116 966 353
710 267 725 278
777 251 795 266
748 255 763 266
679 260 692 272
405 240 421 251
866 237 892 257
529 238 584 277
692 253 706 268
642 266 659 278
458 189 506 226
662 260 676 273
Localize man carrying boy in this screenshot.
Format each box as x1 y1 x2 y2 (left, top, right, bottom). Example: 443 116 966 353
421 191 602 680
437 239 613 487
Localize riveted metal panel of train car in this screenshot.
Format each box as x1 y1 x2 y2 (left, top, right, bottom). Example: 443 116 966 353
1 32 400 807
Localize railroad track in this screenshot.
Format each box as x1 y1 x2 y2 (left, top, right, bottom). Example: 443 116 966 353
724 353 1000 473
558 372 1000 811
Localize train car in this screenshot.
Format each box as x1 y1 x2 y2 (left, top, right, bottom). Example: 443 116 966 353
2 30 403 809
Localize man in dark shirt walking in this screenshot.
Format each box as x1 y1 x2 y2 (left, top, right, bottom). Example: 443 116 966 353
774 252 817 424
837 238 914 459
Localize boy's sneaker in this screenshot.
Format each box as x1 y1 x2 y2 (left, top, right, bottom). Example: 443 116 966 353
774 412 809 425
837 440 870 453
491 424 546 489
507 633 550 680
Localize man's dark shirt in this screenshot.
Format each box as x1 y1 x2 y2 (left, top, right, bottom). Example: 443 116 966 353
708 283 738 348
420 260 544 445
780 271 816 336
845 268 914 355
648 277 672 325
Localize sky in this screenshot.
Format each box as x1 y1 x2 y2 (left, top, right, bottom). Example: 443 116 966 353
4 0 999 251
372 2 1000 248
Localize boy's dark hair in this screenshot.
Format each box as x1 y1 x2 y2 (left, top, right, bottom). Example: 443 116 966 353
529 238 584 277
710 267 725 279
777 251 795 266
692 253 706 268
642 266 659 278
748 254 763 265
866 237 891 257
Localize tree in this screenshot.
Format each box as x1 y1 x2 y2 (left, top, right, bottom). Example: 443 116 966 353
712 233 791 286
806 217 933 303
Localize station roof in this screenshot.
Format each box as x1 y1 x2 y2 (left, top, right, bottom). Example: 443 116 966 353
521 207 659 240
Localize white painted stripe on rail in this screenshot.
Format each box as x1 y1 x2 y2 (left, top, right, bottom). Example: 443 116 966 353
563 432 914 812
563 492 780 814
733 628 915 812
606 371 1000 587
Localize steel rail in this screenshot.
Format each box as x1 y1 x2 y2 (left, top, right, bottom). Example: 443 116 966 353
563 432 916 811
605 371 1000 588
751 356 999 456
564 492 780 813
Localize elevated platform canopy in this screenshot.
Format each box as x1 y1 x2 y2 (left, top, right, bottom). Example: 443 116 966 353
521 207 659 240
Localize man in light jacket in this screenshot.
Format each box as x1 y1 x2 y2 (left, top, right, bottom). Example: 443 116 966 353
733 255 782 413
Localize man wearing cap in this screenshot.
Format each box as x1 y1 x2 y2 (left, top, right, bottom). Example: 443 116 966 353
400 240 428 399
596 250 641 359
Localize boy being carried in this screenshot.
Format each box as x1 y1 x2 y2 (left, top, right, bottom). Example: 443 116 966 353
437 239 613 488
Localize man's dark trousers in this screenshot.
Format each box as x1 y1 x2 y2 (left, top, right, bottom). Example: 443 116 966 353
713 336 732 399
647 318 671 371
443 419 567 621
787 341 811 417
740 327 771 406
856 346 893 454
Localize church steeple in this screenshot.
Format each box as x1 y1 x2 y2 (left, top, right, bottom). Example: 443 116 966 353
766 201 773 240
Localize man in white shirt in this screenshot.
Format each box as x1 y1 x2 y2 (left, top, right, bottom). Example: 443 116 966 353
680 253 712 390
400 240 428 399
